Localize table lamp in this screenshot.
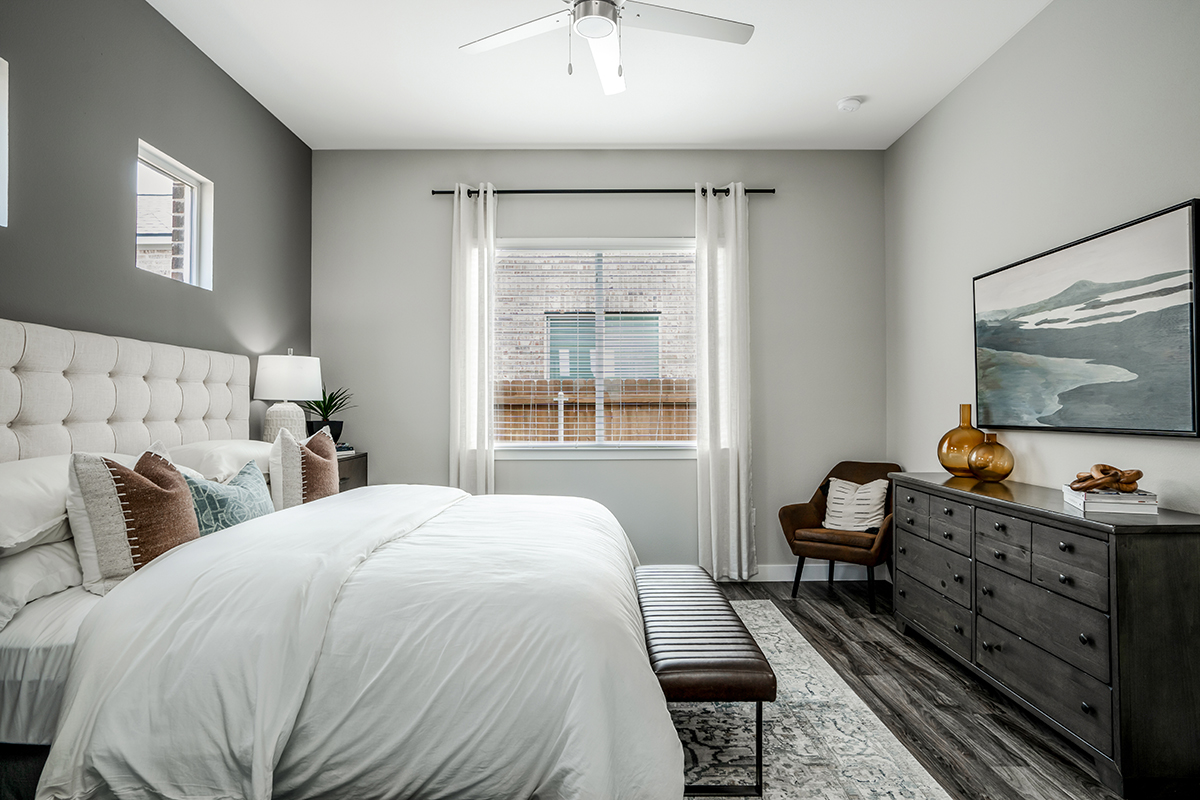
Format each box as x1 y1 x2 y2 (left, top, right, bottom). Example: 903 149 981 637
255 349 322 442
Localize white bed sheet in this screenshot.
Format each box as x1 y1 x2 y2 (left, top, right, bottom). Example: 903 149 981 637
0 587 100 745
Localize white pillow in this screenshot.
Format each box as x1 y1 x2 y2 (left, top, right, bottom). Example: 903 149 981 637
169 440 273 484
0 541 83 631
822 477 889 532
0 455 75 558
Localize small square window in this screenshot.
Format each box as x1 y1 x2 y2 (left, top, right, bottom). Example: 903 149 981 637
135 140 212 289
1 56 9 228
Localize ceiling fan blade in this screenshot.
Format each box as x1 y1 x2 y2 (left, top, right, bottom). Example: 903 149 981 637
586 35 626 95
460 9 571 54
621 1 753 44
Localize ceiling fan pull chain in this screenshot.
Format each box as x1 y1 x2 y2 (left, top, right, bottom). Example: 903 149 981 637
567 18 574 75
617 13 624 77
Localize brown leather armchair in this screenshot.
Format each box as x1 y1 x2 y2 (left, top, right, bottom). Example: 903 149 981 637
778 461 902 612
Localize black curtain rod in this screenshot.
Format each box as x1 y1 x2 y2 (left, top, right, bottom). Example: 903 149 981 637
431 187 775 197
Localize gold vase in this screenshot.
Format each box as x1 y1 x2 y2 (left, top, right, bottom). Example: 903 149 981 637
937 404 985 478
968 433 1015 482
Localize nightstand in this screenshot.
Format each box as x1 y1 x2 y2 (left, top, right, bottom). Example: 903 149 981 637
337 451 368 491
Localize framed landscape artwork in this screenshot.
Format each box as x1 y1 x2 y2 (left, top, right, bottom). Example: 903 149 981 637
974 200 1198 437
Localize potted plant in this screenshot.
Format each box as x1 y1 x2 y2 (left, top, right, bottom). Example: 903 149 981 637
300 386 356 443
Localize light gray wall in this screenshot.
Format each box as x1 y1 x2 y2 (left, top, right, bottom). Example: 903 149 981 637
313 149 886 570
0 0 312 365
884 0 1200 512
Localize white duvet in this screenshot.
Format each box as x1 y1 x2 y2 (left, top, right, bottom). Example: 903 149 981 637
37 485 682 800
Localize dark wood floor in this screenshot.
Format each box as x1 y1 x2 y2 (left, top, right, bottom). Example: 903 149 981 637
723 579 1155 800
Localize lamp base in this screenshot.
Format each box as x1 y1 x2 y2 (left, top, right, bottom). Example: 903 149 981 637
264 401 307 443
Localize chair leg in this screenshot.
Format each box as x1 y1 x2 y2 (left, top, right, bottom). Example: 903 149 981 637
827 559 835 590
791 556 805 598
867 564 876 614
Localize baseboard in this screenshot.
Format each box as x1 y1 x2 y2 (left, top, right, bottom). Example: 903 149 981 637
749 561 893 583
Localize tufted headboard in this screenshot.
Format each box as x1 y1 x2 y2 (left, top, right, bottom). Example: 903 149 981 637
0 318 251 463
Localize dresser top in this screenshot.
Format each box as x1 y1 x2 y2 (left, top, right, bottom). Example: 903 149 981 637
890 472 1200 535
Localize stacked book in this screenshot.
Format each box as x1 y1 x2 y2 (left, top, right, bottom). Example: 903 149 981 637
336 442 356 457
1062 484 1158 514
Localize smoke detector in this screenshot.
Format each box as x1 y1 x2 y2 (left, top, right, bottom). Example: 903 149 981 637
837 96 863 113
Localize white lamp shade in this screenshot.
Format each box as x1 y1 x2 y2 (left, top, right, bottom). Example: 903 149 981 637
254 355 323 401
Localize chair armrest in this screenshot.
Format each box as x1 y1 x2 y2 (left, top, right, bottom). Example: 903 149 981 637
868 513 894 559
778 502 823 544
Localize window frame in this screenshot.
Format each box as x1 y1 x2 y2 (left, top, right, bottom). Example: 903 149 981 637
135 140 214 290
493 237 698 458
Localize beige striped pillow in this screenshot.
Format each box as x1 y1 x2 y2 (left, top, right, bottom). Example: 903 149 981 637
67 445 201 596
822 477 889 532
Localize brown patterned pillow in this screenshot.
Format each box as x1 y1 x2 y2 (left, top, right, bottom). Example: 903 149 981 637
268 427 340 510
67 446 201 596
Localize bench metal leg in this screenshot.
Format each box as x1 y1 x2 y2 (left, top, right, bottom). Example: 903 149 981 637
684 701 764 797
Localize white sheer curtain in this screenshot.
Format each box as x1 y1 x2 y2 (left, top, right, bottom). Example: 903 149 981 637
449 183 497 494
695 182 755 580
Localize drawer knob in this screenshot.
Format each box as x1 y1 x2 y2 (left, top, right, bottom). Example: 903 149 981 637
994 522 1006 532
1059 573 1070 585
1081 701 1093 715
943 507 953 516
993 550 1005 560
943 531 952 540
898 589 906 597
906 516 915 525
981 641 1000 652
953 624 963 634
898 546 907 554
906 495 914 503
1079 633 1090 645
1059 541 1071 552
981 586 992 596
953 573 963 583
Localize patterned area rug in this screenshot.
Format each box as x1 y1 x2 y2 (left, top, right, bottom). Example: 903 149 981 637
670 600 951 799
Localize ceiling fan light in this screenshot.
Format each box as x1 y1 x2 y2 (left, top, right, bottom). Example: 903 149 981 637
573 0 618 39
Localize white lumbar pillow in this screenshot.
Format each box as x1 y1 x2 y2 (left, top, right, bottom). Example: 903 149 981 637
822 477 889 532
169 440 273 483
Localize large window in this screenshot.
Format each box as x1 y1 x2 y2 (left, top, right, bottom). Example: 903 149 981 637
135 140 213 289
493 240 696 447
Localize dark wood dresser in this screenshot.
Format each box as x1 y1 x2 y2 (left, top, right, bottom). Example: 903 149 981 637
890 472 1200 797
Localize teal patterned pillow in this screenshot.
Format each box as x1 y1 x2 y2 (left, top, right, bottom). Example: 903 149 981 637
184 461 274 536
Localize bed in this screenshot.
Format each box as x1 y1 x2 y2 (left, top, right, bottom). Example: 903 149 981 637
0 318 683 799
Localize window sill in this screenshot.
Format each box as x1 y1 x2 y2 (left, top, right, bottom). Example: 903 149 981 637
495 445 697 461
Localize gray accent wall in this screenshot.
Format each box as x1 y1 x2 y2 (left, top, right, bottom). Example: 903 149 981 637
0 0 311 360
885 0 1200 513
312 149 886 571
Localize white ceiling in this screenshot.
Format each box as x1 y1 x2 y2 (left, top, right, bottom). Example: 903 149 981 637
145 0 1053 151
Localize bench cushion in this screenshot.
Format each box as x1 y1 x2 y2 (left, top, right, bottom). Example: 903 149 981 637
635 564 777 703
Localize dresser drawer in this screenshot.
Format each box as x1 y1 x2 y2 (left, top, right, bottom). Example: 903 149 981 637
1032 525 1109 611
895 488 929 516
1033 525 1108 575
929 497 972 532
976 617 1113 757
928 517 971 556
975 508 1032 548
896 508 929 538
976 564 1111 682
895 530 972 608
896 571 973 661
975 533 1031 580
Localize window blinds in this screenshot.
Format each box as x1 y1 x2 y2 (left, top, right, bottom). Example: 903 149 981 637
493 243 697 445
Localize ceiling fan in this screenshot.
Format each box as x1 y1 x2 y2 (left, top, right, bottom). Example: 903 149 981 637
460 0 754 95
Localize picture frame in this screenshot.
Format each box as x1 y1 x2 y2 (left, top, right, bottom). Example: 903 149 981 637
973 199 1198 437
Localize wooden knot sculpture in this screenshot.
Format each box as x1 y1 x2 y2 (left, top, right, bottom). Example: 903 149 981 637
1069 464 1143 493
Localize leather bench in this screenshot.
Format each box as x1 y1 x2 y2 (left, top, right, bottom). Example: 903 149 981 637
635 564 777 797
